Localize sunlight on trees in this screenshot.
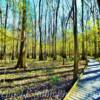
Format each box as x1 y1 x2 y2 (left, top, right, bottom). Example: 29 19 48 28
0 0 100 99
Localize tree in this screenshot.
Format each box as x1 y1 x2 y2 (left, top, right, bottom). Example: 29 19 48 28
44 1 48 60
61 7 67 65
3 1 9 60
39 0 43 60
81 0 86 60
11 0 16 60
52 0 60 60
97 0 100 12
91 0 97 57
32 0 37 59
96 11 100 56
73 0 78 80
15 0 27 68
0 8 3 59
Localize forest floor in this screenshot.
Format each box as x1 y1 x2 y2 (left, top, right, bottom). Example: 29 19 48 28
0 58 86 100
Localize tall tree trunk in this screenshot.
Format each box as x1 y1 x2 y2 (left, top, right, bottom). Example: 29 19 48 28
16 10 21 59
97 0 100 13
3 1 8 60
11 0 16 60
85 10 89 58
92 2 97 58
39 0 43 60
0 8 3 59
52 0 60 60
81 0 86 60
15 0 27 68
61 5 66 63
73 0 78 81
44 7 47 60
32 0 36 59
97 13 100 56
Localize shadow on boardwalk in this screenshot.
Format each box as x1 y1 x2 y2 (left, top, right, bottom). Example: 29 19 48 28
64 59 100 100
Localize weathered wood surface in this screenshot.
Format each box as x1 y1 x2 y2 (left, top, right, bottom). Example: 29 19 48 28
64 59 100 100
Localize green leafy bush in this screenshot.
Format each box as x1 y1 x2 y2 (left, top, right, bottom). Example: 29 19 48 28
49 76 60 84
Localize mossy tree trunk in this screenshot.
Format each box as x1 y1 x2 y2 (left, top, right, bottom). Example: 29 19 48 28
15 0 27 69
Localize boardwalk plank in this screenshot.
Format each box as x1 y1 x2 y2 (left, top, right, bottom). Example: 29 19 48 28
64 59 100 100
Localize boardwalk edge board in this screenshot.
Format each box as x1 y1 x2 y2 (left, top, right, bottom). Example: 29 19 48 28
64 60 88 100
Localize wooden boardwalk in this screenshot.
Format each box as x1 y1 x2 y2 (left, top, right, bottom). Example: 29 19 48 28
64 59 100 100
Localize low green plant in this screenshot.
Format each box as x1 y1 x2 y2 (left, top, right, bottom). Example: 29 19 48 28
49 76 60 85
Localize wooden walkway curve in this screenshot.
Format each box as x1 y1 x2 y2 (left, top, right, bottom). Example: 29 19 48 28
64 59 100 100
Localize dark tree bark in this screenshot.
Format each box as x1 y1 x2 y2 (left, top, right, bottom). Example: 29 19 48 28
97 0 100 12
52 0 60 60
73 0 78 81
81 0 86 60
0 8 3 59
44 5 48 60
39 0 43 60
61 15 66 64
85 9 89 58
47 8 52 57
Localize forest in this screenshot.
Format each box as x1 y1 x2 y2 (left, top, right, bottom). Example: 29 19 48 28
0 0 100 99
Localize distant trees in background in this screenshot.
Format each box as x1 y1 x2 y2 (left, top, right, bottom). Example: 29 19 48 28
0 0 100 79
